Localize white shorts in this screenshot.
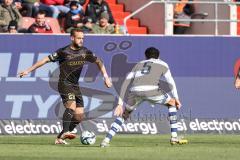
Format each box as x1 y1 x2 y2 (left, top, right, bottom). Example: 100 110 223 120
125 92 171 111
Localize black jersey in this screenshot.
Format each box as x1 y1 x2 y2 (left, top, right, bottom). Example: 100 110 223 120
48 45 97 84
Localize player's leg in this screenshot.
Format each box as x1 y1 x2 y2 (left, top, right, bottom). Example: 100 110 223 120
102 114 126 144
68 93 84 132
57 100 77 139
69 107 84 132
165 98 188 145
165 98 178 138
55 83 80 144
55 100 77 144
100 110 129 147
57 84 83 140
148 94 187 145
56 107 84 145
100 94 141 147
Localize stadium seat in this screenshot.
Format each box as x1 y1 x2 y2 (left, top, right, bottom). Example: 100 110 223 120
112 11 131 19
105 0 116 4
105 0 147 34
115 19 139 27
109 4 124 12
21 17 35 30
127 27 147 34
84 0 148 34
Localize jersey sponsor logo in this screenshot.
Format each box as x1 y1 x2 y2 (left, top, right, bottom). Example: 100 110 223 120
68 61 86 66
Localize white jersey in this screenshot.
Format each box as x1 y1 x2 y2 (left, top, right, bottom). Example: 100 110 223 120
118 58 179 105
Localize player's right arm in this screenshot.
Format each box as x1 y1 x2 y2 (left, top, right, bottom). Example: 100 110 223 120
19 50 61 78
18 56 51 78
117 73 134 106
114 64 138 116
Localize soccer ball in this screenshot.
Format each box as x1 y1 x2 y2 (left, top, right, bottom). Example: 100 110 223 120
80 131 96 145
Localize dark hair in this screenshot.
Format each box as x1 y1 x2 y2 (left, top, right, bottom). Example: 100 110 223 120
183 4 195 16
70 1 78 7
70 28 83 36
8 20 18 30
37 10 46 16
145 47 160 59
79 0 86 5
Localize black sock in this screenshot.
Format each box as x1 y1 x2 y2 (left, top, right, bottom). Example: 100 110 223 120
57 130 64 138
62 108 74 133
69 117 80 132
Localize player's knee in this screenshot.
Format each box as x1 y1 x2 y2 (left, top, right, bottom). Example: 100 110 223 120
74 113 84 122
166 99 175 107
122 110 131 120
64 101 77 110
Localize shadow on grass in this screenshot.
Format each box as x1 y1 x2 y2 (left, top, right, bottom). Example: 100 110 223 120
57 144 136 148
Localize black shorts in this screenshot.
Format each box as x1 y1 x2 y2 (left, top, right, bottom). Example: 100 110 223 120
58 81 84 107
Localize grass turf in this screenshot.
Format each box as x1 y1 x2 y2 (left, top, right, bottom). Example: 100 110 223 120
0 134 240 160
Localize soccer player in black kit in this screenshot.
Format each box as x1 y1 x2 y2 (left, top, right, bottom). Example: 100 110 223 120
19 29 112 144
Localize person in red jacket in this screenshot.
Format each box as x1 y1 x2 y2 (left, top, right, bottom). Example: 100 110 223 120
28 10 53 33
41 0 70 18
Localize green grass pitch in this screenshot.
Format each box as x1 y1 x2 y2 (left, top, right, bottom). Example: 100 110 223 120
0 134 240 160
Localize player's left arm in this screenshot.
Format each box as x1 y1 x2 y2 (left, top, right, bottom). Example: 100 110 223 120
85 49 112 88
163 68 182 109
18 56 51 78
94 58 112 88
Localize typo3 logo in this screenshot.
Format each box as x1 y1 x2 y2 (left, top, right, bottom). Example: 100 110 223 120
104 41 132 52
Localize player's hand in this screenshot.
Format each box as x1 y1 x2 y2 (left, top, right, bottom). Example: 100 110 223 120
114 104 124 117
104 77 112 88
175 99 182 110
235 78 240 89
18 71 29 78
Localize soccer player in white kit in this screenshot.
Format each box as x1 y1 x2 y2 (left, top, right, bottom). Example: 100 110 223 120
100 47 187 147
